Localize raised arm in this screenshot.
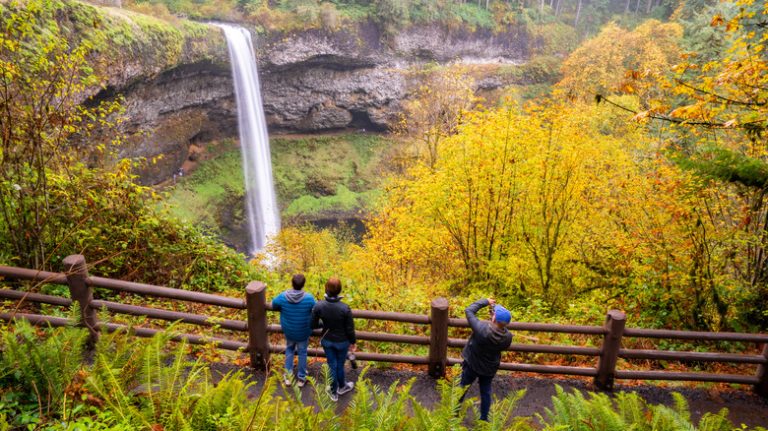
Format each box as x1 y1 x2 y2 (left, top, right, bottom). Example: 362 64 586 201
465 298 490 333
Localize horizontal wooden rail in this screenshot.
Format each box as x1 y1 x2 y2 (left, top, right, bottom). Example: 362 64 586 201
89 276 247 309
268 346 430 365
91 300 248 332
102 323 249 351
448 317 606 335
446 357 599 377
623 327 768 343
0 288 73 307
446 337 602 356
615 370 761 385
619 348 768 364
0 312 248 351
3 255 768 397
0 266 67 284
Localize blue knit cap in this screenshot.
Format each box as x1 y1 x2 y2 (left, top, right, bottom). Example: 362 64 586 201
494 305 512 324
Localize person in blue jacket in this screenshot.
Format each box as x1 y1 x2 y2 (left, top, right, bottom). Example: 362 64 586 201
272 273 316 387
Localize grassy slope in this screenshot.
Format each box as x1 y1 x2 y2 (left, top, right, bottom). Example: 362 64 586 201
163 133 392 233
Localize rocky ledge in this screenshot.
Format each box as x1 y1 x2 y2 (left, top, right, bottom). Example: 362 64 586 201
83 7 535 183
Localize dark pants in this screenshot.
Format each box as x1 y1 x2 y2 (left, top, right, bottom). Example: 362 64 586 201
459 361 494 421
321 338 349 392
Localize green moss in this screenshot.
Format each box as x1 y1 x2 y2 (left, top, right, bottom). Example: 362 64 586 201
284 185 381 217
163 133 394 228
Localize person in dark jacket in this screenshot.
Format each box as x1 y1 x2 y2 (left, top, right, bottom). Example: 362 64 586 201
311 277 356 401
460 298 513 421
272 274 316 387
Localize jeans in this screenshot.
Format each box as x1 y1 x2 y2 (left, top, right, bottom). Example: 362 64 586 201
321 338 349 392
459 361 494 421
284 338 309 380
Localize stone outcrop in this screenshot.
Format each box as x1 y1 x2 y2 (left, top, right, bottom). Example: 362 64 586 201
92 15 532 183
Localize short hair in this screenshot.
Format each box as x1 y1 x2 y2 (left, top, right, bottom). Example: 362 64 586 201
325 277 342 297
292 274 306 290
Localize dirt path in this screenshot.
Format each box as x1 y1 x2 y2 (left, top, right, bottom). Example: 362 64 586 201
210 361 768 428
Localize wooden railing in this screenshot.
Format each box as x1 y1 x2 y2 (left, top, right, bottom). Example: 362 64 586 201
1 255 767 397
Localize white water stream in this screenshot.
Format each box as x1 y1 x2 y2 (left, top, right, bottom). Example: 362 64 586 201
217 24 280 255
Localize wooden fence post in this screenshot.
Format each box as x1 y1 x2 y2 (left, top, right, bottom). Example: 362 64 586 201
63 254 98 348
755 344 768 397
594 309 626 390
246 281 269 370
428 297 449 378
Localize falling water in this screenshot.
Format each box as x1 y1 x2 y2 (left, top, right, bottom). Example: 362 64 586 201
217 24 280 255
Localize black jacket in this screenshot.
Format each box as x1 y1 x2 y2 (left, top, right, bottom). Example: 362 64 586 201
461 299 513 377
311 296 356 344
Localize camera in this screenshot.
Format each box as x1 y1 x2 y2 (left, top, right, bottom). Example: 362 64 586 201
347 352 358 369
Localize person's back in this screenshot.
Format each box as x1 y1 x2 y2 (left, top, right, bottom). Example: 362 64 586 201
272 274 316 386
311 277 356 401
463 303 513 376
312 298 354 342
460 298 513 421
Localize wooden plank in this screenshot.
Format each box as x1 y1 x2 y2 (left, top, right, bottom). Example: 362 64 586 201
246 281 269 370
428 297 449 378
620 348 767 364
755 344 768 397
0 289 72 307
0 312 71 327
595 310 626 390
0 266 67 284
64 255 98 348
624 327 768 343
352 309 430 324
102 323 248 351
90 300 248 332
446 357 598 376
616 370 759 385
446 337 601 356
88 276 247 309
448 317 605 335
282 346 429 364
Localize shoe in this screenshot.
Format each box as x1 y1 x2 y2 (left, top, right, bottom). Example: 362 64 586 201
326 386 338 402
297 379 306 388
283 376 292 386
337 381 354 395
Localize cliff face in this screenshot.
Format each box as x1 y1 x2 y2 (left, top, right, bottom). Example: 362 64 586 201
93 14 531 183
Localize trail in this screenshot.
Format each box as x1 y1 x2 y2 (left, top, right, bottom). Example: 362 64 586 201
210 361 768 427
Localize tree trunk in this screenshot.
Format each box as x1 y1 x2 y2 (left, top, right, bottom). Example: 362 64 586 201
574 0 582 25
624 0 631 14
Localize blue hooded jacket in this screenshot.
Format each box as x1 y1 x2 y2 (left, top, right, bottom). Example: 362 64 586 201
272 289 316 341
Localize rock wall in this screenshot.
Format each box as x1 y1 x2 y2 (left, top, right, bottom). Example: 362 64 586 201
101 20 531 183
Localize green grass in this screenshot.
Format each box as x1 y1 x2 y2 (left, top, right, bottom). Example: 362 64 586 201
163 133 393 229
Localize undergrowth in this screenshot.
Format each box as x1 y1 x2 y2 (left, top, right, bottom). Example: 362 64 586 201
0 321 764 430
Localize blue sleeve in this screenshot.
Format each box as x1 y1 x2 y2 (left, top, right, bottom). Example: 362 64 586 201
466 299 489 333
272 293 284 311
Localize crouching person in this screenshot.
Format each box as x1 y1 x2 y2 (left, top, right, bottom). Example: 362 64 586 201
272 274 316 388
460 298 513 421
311 277 356 401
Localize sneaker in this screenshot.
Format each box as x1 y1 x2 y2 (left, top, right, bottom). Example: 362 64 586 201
326 387 338 402
337 381 354 396
297 379 306 388
283 376 292 386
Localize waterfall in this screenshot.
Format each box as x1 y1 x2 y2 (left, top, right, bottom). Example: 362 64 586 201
217 24 280 255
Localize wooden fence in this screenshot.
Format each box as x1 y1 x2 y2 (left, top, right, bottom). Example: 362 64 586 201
1 254 768 397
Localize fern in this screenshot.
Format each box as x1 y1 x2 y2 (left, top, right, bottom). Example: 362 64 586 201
410 375 469 431
474 389 530 431
0 320 87 418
